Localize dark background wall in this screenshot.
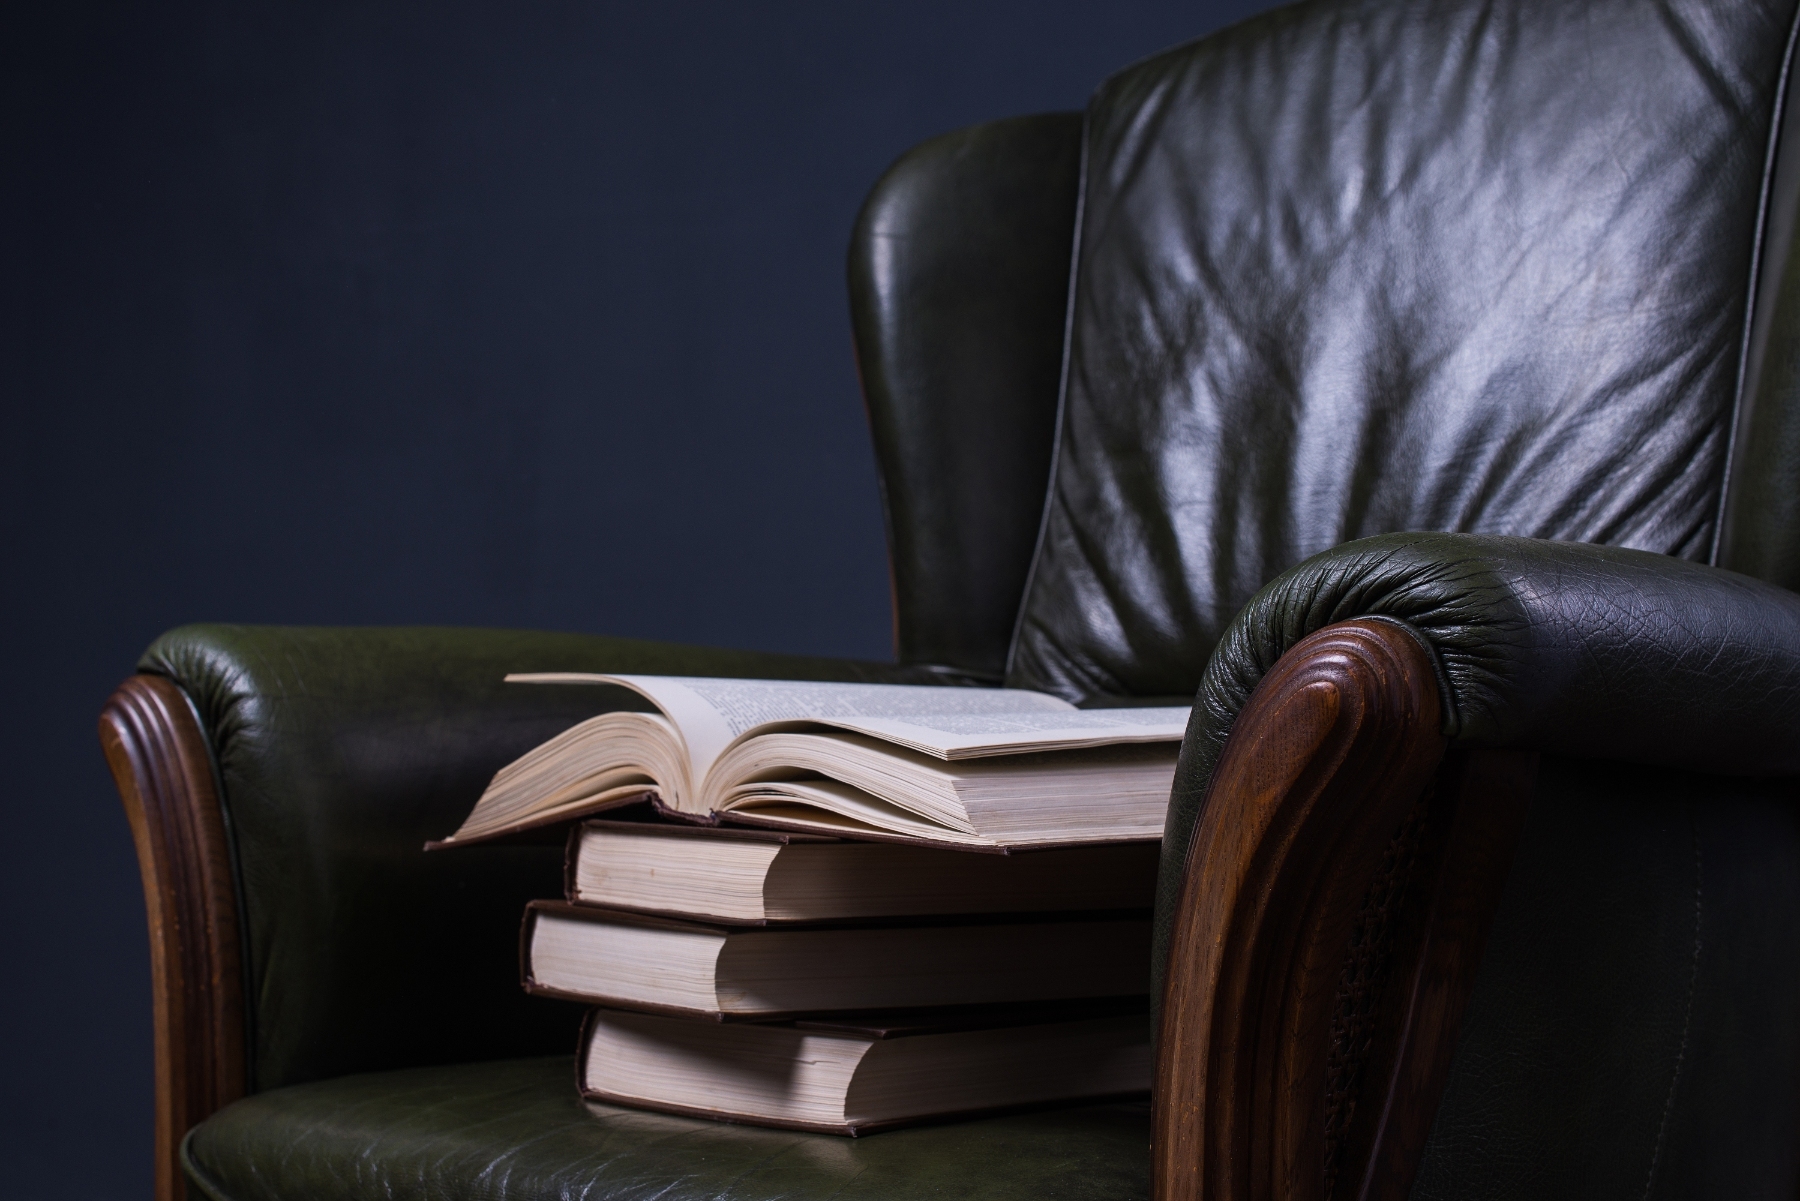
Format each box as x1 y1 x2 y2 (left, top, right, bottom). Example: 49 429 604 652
2 1 1270 1194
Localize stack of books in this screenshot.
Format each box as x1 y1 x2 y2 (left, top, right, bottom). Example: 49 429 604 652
437 673 1191 1134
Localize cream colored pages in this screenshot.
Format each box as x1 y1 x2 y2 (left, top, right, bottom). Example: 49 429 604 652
797 707 1191 761
443 675 1192 846
504 674 1088 812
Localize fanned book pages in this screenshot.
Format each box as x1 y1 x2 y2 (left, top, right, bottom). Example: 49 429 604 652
436 675 1189 849
577 1002 1151 1134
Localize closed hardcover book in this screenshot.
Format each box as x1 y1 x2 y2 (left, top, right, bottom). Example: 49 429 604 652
576 1001 1152 1134
562 819 1158 924
522 901 1150 1019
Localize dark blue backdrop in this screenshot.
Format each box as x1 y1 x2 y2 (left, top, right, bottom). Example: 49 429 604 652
2 2 1272 1193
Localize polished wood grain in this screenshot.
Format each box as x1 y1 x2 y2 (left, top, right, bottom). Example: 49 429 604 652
101 675 246 1201
1153 619 1535 1201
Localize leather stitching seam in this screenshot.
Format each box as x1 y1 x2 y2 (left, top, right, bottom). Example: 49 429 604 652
1713 0 1800 565
175 1129 238 1201
1641 817 1704 1201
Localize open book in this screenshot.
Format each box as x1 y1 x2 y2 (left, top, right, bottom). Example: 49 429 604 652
437 675 1189 850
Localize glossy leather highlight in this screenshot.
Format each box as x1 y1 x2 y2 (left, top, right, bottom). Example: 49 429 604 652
1010 0 1800 703
140 625 941 1093
1721 14 1800 591
851 114 1082 680
182 1057 1151 1201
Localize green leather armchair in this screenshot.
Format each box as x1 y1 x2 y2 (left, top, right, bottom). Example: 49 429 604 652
105 1 1800 1199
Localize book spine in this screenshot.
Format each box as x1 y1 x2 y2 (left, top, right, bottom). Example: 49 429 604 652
562 825 581 901
651 795 721 826
517 903 538 998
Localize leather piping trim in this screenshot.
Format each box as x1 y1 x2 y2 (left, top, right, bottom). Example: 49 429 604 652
176 1129 236 1201
1712 0 1800 565
1004 105 1092 686
1638 818 1704 1201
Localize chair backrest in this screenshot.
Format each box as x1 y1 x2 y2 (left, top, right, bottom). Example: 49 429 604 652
1003 0 1800 702
887 2 1800 1197
849 3 1800 1196
849 114 1082 680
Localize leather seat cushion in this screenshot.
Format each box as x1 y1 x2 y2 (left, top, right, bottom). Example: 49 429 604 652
182 1057 1151 1201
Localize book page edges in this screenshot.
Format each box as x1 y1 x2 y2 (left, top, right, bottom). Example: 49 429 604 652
427 789 658 850
699 715 1186 778
719 809 1159 853
573 1009 1149 1137
574 1073 1148 1137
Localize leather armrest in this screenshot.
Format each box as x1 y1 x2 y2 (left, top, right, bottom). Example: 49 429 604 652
138 624 944 1093
1148 535 1800 1198
1183 532 1800 778
1157 532 1800 984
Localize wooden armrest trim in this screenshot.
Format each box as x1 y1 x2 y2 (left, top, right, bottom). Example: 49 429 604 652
101 674 247 1201
1153 619 1534 1201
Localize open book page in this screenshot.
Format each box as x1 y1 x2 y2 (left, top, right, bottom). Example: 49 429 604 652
800 707 1191 761
720 785 1000 847
434 710 684 844
710 732 1179 847
504 674 1078 812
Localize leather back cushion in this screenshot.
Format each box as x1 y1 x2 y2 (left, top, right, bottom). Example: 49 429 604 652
1009 0 1799 701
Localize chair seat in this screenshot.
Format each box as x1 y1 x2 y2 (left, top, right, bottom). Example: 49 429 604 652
181 1056 1151 1201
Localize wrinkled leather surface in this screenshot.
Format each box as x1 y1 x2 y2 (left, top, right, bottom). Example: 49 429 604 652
1154 532 1800 1002
1412 756 1800 1200
1722 26 1800 592
850 114 1081 680
1009 0 1800 703
141 625 941 1092
182 1057 1151 1201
